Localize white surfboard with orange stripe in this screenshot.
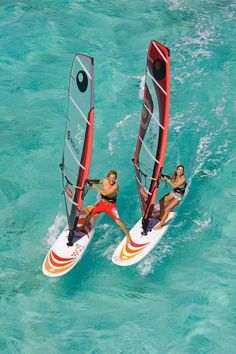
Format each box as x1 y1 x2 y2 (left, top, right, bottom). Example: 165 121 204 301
42 206 97 277
112 207 175 266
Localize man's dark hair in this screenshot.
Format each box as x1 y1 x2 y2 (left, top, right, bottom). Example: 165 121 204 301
107 170 117 179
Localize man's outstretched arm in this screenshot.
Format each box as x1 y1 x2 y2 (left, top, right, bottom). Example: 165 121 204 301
88 178 103 184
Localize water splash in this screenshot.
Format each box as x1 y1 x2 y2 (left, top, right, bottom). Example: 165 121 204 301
137 254 156 276
138 75 145 99
45 212 67 246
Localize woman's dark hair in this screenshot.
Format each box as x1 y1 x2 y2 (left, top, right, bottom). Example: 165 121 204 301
176 164 184 172
175 165 184 177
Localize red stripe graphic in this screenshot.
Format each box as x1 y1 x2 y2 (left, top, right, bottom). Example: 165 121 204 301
51 250 74 262
49 252 75 268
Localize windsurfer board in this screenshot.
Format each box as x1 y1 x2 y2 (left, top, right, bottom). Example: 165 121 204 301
112 206 175 266
42 206 97 277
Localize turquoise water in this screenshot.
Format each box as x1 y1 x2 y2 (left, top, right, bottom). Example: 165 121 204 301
1 0 236 352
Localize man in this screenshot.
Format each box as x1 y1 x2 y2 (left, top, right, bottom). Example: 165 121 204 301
77 170 131 242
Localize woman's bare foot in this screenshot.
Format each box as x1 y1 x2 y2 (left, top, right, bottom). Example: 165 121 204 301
153 223 163 230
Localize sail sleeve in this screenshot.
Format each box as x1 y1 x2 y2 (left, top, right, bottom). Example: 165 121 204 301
133 41 170 227
61 54 94 231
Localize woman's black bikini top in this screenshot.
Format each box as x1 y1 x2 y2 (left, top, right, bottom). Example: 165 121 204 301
173 182 186 195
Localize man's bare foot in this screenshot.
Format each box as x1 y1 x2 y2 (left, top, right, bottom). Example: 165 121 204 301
126 234 132 243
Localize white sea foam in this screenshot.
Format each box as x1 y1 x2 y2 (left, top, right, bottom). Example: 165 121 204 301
94 224 118 259
97 223 110 230
212 97 226 118
168 0 184 11
196 26 214 43
107 131 115 155
107 113 137 155
103 244 116 259
188 48 211 59
174 76 185 85
127 74 143 81
136 242 175 276
225 156 236 165
192 134 212 177
182 36 210 47
116 114 132 128
190 109 229 181
170 112 185 132
193 215 211 233
137 254 156 276
45 212 67 246
126 74 144 99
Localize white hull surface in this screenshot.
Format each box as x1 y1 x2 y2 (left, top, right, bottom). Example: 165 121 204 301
112 206 175 266
42 206 97 277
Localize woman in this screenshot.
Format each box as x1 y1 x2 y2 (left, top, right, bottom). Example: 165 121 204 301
154 165 187 230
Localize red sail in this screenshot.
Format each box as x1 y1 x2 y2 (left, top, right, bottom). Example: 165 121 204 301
133 41 170 226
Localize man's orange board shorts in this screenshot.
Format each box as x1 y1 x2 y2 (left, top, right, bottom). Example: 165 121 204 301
90 199 120 222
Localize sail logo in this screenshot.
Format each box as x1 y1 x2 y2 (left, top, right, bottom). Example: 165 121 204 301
71 244 85 257
147 126 157 150
152 59 166 81
75 122 84 146
67 130 80 155
70 136 80 156
76 70 88 93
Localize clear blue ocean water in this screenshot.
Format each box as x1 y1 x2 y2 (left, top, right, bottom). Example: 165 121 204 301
1 1 236 353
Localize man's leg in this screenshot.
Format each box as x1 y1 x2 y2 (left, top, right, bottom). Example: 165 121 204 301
67 212 94 246
76 201 104 232
77 212 93 232
104 203 131 243
116 219 131 243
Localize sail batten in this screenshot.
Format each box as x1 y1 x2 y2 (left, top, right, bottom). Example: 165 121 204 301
152 42 168 63
69 95 90 124
147 70 167 96
143 104 164 129
133 41 170 230
65 139 86 170
139 137 160 164
75 55 92 80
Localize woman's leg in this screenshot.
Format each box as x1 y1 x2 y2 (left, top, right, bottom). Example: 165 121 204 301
154 198 180 230
159 193 174 219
